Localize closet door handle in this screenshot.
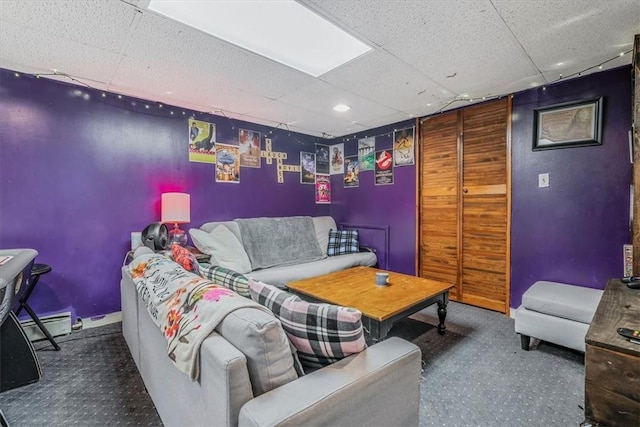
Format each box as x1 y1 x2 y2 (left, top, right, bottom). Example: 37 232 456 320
463 187 469 193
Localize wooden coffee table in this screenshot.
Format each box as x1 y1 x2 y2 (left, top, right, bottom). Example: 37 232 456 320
287 266 454 341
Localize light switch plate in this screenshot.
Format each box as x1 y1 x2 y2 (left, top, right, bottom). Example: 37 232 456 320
538 173 549 188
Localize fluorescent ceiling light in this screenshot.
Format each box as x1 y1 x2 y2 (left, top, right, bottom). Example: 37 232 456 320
333 104 351 112
147 0 371 77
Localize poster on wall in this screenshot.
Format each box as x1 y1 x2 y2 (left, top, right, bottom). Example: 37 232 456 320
358 137 376 171
315 174 331 204
239 129 261 168
330 143 344 175
393 127 415 167
315 144 330 174
215 144 240 183
189 119 216 163
300 152 316 184
375 149 394 185
344 156 359 188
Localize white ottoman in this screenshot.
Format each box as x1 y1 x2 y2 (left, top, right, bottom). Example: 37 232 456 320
515 281 603 352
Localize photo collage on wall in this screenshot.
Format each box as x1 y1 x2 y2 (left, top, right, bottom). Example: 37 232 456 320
330 143 344 175
344 156 359 187
239 129 261 168
315 174 331 204
316 144 330 174
185 119 414 198
358 137 375 171
393 127 415 167
325 126 414 188
300 152 316 184
188 119 216 164
216 144 240 183
188 121 261 184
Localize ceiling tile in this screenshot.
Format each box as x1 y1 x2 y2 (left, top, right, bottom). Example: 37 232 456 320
277 80 400 123
0 0 637 139
0 0 137 53
493 0 640 76
243 100 354 137
320 49 454 113
381 1 539 97
0 20 122 83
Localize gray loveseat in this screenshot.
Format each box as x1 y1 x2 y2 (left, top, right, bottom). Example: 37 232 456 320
121 250 421 427
190 216 377 287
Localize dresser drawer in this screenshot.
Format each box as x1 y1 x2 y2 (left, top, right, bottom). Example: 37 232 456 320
585 344 640 426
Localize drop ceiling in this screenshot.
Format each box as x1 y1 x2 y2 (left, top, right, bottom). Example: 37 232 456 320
0 0 638 138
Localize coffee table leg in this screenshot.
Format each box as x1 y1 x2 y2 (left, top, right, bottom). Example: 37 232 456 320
437 292 449 335
364 318 392 342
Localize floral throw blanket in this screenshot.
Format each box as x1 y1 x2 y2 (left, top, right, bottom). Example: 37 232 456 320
129 254 270 380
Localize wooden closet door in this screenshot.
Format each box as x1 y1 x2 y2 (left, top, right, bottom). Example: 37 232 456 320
419 110 460 299
460 99 510 312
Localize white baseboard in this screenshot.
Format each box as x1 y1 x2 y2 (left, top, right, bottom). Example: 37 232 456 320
79 311 122 329
509 307 516 319
21 311 72 341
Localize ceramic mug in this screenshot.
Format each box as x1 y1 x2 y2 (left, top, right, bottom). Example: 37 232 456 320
375 272 389 286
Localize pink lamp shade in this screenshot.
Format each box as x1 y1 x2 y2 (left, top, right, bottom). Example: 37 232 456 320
161 193 190 247
161 193 190 224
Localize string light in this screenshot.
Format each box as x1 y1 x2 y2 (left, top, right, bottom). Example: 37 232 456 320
434 49 632 114
17 48 632 141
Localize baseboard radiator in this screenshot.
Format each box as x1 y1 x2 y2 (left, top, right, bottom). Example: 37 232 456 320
20 312 72 342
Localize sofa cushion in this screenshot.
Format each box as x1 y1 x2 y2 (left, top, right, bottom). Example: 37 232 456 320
171 244 201 275
216 306 298 397
248 252 377 288
189 226 252 274
522 281 603 324
200 264 250 297
249 279 367 369
327 229 359 256
199 220 242 241
312 216 337 256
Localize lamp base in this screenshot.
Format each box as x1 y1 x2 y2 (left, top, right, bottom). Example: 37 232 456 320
168 224 188 247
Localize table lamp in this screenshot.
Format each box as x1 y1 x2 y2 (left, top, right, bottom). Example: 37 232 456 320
161 192 190 247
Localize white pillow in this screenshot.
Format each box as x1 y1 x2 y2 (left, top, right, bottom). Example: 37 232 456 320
189 226 252 274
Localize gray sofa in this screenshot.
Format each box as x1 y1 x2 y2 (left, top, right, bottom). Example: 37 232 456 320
121 253 421 427
191 216 377 287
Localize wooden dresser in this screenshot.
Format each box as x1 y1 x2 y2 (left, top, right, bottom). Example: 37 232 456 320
584 279 640 426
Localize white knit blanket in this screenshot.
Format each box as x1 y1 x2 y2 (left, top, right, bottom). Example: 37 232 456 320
128 254 269 380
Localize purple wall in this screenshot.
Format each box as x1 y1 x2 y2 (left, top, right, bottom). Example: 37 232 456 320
0 65 632 320
330 66 632 310
510 66 632 308
329 121 417 275
0 69 328 321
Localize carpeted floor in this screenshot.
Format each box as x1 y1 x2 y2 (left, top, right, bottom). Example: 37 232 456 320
0 301 586 426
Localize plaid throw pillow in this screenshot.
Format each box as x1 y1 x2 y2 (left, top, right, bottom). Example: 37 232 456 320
326 229 359 256
199 264 250 297
248 279 301 316
171 245 200 275
249 279 367 369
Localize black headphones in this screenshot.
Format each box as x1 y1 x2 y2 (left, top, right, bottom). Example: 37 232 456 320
141 222 169 251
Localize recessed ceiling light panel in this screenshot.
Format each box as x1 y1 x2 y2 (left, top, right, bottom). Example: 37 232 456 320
333 104 351 112
148 0 371 77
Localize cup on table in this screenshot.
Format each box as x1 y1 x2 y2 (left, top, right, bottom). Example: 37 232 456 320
375 272 389 286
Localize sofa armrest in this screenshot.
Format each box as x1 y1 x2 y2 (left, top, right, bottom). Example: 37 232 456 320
238 337 421 427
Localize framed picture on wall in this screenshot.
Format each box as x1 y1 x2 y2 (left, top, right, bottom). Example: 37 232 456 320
532 97 603 151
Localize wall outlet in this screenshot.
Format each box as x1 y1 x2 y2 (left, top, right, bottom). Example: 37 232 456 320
538 173 550 188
